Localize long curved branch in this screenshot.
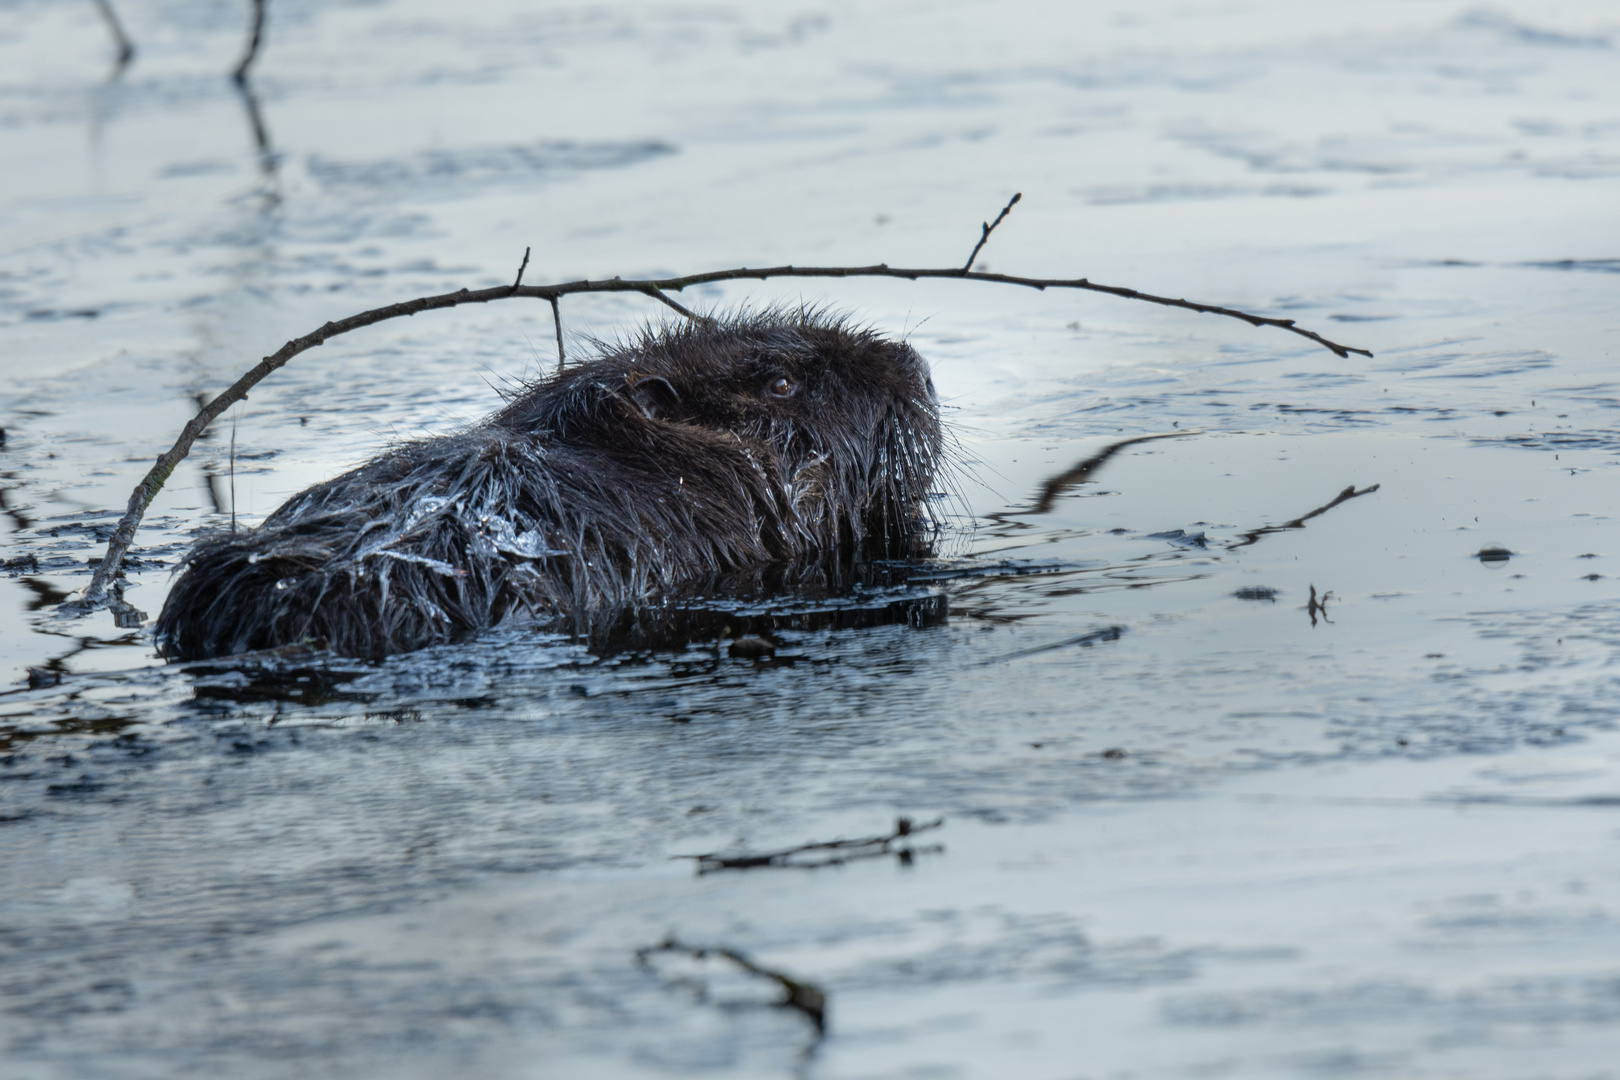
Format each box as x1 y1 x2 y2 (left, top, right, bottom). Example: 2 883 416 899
66 262 1368 611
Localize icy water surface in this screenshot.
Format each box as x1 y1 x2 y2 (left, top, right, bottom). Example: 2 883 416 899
3 1 1620 1076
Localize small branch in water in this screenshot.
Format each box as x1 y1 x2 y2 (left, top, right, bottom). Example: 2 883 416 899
1227 483 1381 551
91 0 135 69
963 192 1021 271
637 936 828 1034
678 816 944 874
1307 583 1334 627
233 0 267 85
509 246 531 293
986 624 1125 664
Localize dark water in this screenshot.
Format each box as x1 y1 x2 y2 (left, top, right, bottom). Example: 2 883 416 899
3 1 1620 1076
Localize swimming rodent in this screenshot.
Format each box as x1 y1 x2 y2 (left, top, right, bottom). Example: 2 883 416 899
155 311 945 660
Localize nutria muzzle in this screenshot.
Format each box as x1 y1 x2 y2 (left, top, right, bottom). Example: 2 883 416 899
155 312 946 660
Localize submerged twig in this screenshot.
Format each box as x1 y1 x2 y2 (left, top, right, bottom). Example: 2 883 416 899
91 0 135 70
963 192 1021 271
678 816 943 874
637 936 828 1034
1226 483 1381 550
233 0 267 85
67 200 1371 611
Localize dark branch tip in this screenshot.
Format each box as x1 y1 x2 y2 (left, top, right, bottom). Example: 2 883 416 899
511 246 531 292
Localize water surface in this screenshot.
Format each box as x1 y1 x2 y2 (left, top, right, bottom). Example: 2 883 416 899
3 1 1620 1076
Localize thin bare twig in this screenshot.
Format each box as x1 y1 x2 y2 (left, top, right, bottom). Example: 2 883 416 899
963 192 1021 271
634 283 715 325
66 247 1370 610
549 295 564 373
509 246 530 293
91 0 135 68
677 816 943 874
228 412 237 533
232 0 266 85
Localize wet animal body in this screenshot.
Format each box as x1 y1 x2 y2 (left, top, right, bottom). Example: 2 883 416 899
155 312 944 660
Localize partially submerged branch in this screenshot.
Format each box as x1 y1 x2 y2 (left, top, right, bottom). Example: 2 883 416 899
678 816 944 874
68 203 1371 611
1306 583 1334 627
638 936 828 1034
986 624 1125 664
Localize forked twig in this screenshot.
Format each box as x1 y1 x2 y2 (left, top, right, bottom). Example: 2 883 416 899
65 199 1371 611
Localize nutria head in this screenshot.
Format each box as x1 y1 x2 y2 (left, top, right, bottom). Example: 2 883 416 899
500 312 942 551
156 311 945 660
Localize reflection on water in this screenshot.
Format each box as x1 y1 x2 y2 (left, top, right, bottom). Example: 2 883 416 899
3 0 1620 1077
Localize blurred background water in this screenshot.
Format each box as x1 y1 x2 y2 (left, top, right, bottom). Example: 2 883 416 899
2 1 1620 1076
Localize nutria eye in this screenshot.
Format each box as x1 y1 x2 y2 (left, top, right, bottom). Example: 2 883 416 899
767 376 797 398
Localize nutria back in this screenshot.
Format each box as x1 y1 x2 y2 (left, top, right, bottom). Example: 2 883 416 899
155 312 945 660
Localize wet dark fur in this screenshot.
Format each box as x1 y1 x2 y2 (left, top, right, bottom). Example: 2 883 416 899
156 312 944 659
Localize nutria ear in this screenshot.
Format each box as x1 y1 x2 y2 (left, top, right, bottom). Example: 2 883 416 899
625 374 681 421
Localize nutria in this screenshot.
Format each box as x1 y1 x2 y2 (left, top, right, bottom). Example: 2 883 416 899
155 311 944 660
